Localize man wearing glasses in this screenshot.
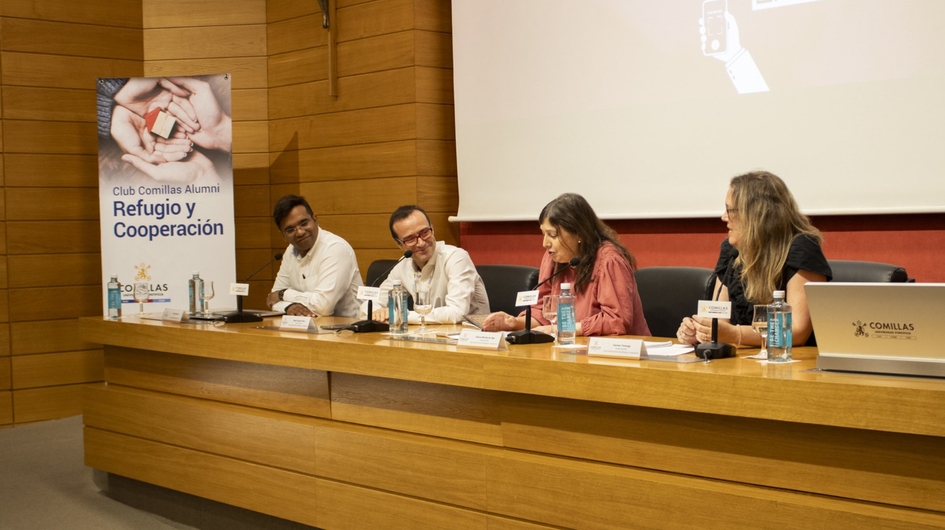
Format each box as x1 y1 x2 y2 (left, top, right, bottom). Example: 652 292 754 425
267 194 362 317
370 205 489 324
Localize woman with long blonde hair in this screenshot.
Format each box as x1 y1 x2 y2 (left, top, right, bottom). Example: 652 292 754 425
677 171 832 347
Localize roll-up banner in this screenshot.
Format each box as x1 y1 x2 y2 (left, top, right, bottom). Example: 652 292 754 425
96 74 236 315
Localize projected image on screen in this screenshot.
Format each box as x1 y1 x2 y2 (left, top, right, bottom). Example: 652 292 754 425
452 0 945 222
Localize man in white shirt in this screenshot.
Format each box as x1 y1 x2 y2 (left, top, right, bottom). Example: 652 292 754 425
267 194 362 318
370 205 489 324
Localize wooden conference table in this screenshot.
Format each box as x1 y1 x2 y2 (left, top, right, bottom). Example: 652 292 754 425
79 316 945 529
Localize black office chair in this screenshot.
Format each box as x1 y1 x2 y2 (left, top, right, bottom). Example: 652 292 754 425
475 264 540 315
827 260 910 283
365 259 399 287
634 266 715 338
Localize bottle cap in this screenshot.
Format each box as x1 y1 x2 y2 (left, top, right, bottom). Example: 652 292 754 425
561 282 571 290
192 271 200 276
773 290 786 298
392 279 402 286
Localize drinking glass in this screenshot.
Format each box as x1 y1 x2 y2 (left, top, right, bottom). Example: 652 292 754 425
133 282 149 316
414 288 433 334
200 281 215 317
542 295 558 335
752 304 769 357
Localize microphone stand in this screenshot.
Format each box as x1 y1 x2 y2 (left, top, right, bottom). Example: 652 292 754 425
220 253 283 323
347 250 413 333
506 257 580 345
695 317 734 360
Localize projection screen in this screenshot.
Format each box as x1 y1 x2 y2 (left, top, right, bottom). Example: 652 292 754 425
451 0 945 221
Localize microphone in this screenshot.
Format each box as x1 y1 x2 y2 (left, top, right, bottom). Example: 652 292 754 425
220 253 283 323
507 256 580 345
697 249 736 360
349 250 413 333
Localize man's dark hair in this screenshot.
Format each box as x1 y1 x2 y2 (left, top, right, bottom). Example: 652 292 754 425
389 205 431 240
273 195 314 229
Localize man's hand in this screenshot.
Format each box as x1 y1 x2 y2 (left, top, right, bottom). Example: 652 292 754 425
285 303 314 317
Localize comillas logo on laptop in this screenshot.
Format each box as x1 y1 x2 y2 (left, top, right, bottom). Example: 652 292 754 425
852 320 916 340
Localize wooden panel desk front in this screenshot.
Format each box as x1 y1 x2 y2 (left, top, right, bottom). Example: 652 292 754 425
79 317 945 529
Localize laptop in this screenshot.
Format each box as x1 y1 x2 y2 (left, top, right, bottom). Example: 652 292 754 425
805 282 945 378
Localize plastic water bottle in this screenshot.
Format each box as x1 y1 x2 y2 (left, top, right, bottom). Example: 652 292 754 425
388 280 409 335
767 290 792 362
107 274 122 319
556 283 576 345
188 271 204 315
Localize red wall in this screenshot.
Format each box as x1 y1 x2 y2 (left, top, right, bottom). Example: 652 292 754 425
461 213 945 282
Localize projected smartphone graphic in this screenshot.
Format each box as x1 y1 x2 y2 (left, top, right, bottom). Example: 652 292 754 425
702 0 727 56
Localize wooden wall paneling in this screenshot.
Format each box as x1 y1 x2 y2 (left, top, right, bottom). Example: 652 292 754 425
416 103 454 140
233 153 270 185
337 0 418 42
236 249 277 281
6 188 99 220
84 384 316 473
416 66 452 104
267 0 318 24
315 419 493 510
230 88 268 121
103 347 331 418
329 373 503 446
0 391 12 425
233 120 269 154
315 479 487 530
0 356 11 389
142 26 266 61
7 220 100 254
298 141 419 182
302 177 419 215
143 58 268 89
84 428 320 528
355 249 413 284
0 324 10 356
0 258 7 290
1 53 143 89
7 253 101 288
234 217 272 249
142 0 267 29
485 517 559 530
0 0 142 27
416 176 458 213
269 104 420 151
0 19 142 60
11 350 103 389
0 222 6 254
268 48 327 88
4 154 98 187
267 13 327 56
0 291 10 323
8 285 101 322
3 121 97 155
13 383 84 423
499 393 945 514
233 184 270 218
487 449 945 530
270 67 418 119
11 320 98 355
336 31 416 77
2 87 95 122
415 30 452 69
414 0 452 33
416 139 456 175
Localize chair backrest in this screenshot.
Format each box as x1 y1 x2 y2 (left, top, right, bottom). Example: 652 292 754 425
634 266 715 338
365 259 399 287
475 264 540 315
827 260 909 283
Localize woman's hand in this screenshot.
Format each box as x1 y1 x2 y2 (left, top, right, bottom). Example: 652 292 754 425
482 311 519 332
679 316 737 344
677 317 699 345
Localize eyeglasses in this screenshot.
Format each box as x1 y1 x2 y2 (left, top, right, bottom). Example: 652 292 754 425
398 226 433 246
283 217 312 237
724 206 738 216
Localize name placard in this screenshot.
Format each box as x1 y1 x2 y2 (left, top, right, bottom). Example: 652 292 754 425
697 300 732 319
515 290 540 307
458 329 508 350
280 315 315 331
587 337 644 359
162 308 186 322
231 282 249 296
357 286 381 303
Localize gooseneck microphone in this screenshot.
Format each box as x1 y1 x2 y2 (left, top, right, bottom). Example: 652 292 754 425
696 249 736 360
349 250 414 333
507 256 581 345
221 253 284 323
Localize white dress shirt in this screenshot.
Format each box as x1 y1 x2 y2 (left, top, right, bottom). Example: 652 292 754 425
271 229 363 318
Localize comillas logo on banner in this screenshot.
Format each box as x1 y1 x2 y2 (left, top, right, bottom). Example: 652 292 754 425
97 74 236 315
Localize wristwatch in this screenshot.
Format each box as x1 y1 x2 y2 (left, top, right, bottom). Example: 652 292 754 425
278 289 288 301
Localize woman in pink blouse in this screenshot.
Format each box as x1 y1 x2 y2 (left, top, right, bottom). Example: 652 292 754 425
482 193 650 337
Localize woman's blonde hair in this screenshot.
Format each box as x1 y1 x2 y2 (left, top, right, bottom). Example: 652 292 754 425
729 171 822 303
